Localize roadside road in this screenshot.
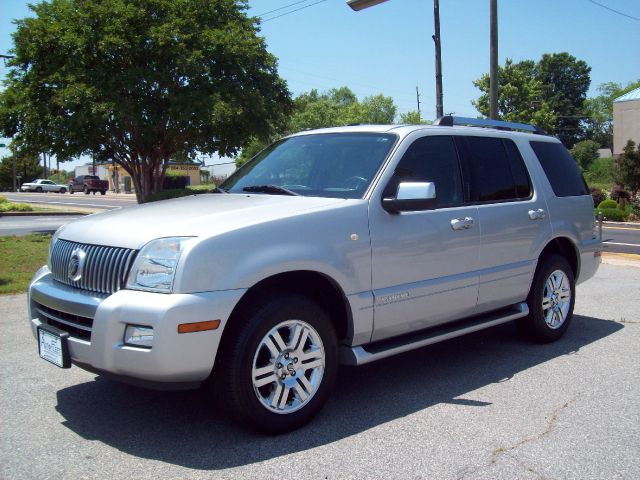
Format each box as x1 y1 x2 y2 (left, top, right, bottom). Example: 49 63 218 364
1 263 638 479
602 222 640 255
2 191 137 211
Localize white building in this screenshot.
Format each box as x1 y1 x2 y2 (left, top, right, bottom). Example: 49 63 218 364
613 87 640 156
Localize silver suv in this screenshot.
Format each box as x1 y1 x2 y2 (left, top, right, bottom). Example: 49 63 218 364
28 116 601 433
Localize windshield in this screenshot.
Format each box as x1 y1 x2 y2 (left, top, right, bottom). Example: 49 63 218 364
222 133 397 199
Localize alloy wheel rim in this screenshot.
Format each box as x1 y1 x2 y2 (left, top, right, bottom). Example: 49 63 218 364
542 269 571 329
252 319 325 414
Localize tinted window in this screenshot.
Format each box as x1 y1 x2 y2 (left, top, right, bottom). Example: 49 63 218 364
530 141 589 197
384 135 462 207
462 136 516 202
504 140 532 198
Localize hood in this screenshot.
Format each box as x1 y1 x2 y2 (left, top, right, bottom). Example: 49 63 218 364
57 193 346 249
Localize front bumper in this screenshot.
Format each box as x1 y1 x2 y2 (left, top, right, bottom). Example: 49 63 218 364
28 267 246 387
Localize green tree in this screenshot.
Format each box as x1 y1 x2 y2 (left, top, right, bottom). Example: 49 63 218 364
536 53 591 148
570 140 600 171
236 87 398 166
583 80 640 149
0 0 291 202
473 53 591 146
473 59 556 133
0 152 41 190
614 140 640 196
398 111 431 125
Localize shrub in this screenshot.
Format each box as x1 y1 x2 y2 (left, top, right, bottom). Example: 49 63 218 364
589 187 606 207
596 207 628 222
0 202 34 212
610 186 631 208
571 140 599 171
144 187 217 203
597 199 618 209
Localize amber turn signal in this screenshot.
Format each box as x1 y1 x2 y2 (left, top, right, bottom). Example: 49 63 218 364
177 320 221 334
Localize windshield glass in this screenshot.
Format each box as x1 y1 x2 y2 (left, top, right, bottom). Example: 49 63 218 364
222 133 397 199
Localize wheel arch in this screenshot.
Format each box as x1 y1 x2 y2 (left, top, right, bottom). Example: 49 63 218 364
221 270 352 345
538 236 579 279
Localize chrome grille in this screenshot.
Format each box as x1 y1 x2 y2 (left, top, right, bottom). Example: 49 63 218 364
51 240 137 294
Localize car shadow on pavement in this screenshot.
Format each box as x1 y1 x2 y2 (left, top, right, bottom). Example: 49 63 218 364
55 314 622 470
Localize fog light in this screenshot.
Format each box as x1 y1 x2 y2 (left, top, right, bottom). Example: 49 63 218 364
124 325 154 349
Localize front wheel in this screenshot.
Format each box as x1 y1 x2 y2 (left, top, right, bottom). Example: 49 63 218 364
35 187 43 193
518 254 575 343
100 190 106 195
215 294 337 434
83 186 89 194
59 187 67 193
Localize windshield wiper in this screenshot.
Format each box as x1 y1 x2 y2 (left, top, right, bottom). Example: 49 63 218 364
242 185 300 196
213 187 227 193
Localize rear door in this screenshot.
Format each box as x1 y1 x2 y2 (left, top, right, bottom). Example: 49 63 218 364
457 135 551 312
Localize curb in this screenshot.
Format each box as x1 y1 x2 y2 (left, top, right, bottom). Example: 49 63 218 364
601 252 640 268
0 211 89 217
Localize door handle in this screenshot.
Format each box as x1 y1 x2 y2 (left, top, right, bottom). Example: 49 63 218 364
451 217 474 231
528 208 546 220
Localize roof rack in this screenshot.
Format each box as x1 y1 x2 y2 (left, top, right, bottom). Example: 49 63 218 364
433 115 546 134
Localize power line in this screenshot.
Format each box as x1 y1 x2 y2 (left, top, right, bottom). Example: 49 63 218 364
586 0 640 22
261 0 329 23
255 0 315 18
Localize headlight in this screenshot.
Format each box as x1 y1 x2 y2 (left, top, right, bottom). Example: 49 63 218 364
126 237 194 293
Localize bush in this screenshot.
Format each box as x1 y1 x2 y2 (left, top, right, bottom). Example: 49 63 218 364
571 140 599 171
589 187 606 207
0 202 34 212
597 199 618 209
610 186 631 207
596 207 628 222
144 187 217 203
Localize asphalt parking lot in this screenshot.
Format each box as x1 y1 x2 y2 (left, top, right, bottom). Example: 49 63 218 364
1 263 639 480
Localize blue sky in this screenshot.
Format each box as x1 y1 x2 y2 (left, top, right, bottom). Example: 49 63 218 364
1 0 639 165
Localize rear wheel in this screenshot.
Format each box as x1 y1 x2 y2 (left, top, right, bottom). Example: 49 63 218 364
518 254 575 342
59 187 67 193
215 294 337 434
100 190 106 195
35 187 43 193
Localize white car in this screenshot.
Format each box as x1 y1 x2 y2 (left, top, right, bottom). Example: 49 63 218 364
20 179 68 193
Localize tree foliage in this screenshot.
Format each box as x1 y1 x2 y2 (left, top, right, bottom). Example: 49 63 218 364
614 141 640 196
398 111 431 125
0 152 41 191
570 140 599 171
0 0 291 202
236 87 397 166
473 53 591 147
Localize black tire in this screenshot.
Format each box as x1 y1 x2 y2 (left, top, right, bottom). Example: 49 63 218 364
100 190 106 195
59 187 67 193
518 254 575 343
69 188 75 194
83 186 89 194
35 187 43 193
213 294 338 434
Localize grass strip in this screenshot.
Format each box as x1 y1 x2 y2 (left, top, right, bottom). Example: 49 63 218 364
0 234 50 295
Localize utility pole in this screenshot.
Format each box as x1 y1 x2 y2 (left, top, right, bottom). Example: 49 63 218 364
489 0 499 119
416 86 421 117
432 0 444 119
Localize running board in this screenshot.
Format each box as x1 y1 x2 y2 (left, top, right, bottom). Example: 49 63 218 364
341 302 529 366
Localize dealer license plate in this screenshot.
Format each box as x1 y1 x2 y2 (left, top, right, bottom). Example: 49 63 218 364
38 326 70 368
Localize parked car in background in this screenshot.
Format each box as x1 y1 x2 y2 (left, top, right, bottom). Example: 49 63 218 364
69 175 109 195
20 179 68 193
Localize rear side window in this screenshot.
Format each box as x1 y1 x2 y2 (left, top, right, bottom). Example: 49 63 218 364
461 136 530 202
530 141 588 197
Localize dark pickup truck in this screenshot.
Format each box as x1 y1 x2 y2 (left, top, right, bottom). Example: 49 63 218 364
69 175 109 195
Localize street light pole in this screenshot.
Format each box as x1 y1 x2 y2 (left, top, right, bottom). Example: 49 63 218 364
433 0 443 118
489 0 499 119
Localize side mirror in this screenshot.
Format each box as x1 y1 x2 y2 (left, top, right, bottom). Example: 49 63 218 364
382 182 437 214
